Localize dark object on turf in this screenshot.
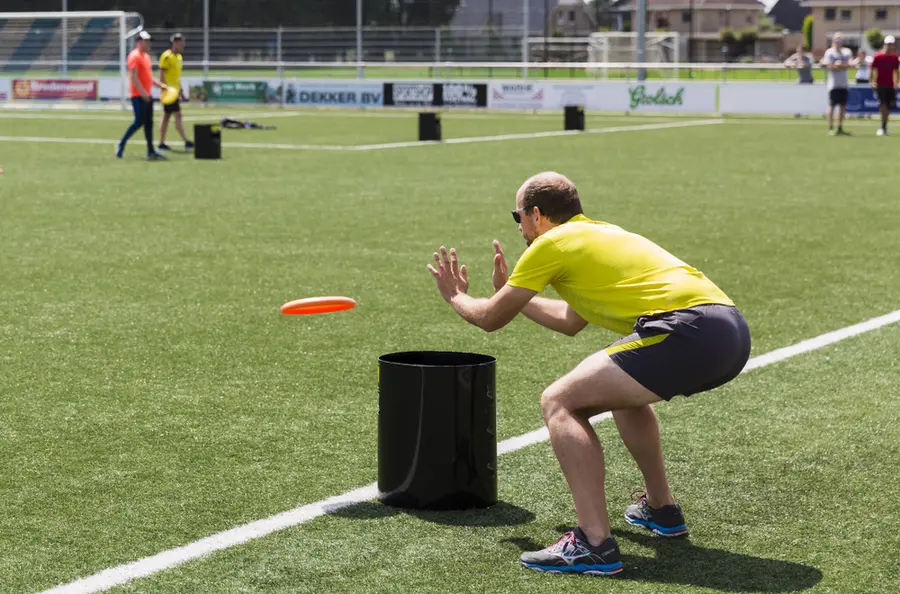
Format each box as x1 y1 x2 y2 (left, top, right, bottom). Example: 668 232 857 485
565 105 585 131
418 112 441 141
625 490 689 536
194 124 221 160
378 351 496 510
219 117 276 130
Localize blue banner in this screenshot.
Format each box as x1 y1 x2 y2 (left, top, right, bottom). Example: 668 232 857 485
847 86 900 114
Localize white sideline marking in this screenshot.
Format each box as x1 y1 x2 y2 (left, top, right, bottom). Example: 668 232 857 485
37 308 900 594
0 120 723 155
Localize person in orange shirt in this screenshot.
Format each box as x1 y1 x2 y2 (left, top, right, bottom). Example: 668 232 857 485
116 31 169 160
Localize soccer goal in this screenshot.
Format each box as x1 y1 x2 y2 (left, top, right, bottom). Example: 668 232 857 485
0 11 144 109
587 32 683 79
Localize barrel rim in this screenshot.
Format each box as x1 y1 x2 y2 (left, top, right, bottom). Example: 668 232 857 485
378 350 496 367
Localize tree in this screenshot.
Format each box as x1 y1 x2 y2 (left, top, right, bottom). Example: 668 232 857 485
866 27 884 50
802 15 813 51
719 27 737 58
738 26 758 57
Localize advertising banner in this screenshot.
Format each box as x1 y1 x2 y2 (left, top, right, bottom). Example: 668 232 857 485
202 81 268 104
383 82 436 107
719 83 824 115
12 78 98 100
280 82 383 107
488 82 547 110
846 86 900 114
440 82 488 107
0 79 9 101
383 82 487 107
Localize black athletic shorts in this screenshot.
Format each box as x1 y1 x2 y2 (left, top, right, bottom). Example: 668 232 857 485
163 99 181 115
877 86 897 108
606 304 751 401
829 88 849 106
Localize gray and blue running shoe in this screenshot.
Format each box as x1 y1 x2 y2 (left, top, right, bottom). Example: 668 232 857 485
625 490 689 537
520 528 623 576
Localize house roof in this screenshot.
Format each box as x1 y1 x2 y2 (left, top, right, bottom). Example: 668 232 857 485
616 0 765 10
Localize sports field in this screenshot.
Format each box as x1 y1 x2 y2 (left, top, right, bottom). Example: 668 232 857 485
1 106 899 594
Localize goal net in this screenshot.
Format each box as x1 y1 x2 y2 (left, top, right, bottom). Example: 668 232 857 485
0 11 144 109
588 32 682 78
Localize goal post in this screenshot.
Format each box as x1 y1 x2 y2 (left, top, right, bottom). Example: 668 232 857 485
587 32 683 79
0 11 144 109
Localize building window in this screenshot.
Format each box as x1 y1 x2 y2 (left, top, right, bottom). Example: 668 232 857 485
746 15 753 23
569 10 576 23
682 10 692 22
840 8 852 19
876 8 887 20
656 17 670 28
825 8 836 20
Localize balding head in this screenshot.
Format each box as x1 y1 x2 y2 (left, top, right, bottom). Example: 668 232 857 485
516 172 583 224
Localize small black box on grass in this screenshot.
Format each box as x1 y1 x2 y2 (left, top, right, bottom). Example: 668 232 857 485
194 123 221 159
565 105 585 131
419 112 441 141
378 351 497 510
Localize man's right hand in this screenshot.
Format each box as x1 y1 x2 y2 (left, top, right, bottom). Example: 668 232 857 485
492 240 508 293
142 94 151 103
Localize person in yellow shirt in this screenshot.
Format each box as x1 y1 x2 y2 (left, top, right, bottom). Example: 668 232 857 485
158 33 194 151
427 171 750 576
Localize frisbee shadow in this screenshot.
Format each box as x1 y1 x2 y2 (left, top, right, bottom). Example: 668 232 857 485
503 527 822 593
328 499 535 528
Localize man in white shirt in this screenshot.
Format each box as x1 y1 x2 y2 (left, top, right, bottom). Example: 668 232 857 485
821 33 854 135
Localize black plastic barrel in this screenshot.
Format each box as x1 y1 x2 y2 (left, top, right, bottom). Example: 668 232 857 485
377 351 497 510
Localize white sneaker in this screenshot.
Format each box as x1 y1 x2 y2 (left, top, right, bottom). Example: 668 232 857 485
877 128 887 136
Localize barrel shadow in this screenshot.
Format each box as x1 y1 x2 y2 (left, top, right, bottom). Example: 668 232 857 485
503 527 823 592
328 499 535 527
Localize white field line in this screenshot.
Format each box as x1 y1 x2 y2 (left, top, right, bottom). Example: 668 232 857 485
0 110 691 124
36 307 900 594
0 120 724 154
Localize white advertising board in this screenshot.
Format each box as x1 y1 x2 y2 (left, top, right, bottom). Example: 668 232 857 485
719 82 826 115
489 81 719 113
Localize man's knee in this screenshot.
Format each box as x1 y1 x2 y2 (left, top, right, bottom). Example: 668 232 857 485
540 385 568 422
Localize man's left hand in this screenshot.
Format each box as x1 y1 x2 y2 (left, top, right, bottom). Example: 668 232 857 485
427 246 468 303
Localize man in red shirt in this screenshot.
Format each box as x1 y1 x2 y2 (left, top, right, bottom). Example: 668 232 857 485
870 35 899 136
116 30 169 159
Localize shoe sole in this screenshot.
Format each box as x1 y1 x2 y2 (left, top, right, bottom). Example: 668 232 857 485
520 561 623 576
624 514 689 537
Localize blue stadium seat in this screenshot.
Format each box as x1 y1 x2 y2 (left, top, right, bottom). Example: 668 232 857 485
3 18 60 73
68 18 115 72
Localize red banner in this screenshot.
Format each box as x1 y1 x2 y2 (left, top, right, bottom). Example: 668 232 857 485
12 79 98 100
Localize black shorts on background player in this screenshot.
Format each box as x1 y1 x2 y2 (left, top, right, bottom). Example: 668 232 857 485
829 88 849 106
163 100 181 115
877 87 897 108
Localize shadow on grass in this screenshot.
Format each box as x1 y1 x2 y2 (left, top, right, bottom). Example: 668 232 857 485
329 499 535 527
503 527 823 592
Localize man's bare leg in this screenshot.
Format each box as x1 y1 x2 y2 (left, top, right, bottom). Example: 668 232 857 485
613 405 675 508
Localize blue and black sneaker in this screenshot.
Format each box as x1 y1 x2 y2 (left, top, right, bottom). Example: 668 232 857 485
625 490 689 537
520 528 623 576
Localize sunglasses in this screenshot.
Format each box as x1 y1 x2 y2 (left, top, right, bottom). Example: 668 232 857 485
511 207 533 224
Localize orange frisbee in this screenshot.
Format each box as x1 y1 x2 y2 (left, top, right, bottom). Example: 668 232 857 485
281 296 357 315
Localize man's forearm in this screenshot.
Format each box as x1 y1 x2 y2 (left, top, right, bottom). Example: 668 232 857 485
521 296 583 336
449 293 492 330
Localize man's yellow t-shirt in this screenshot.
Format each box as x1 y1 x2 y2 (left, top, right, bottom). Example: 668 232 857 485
507 214 734 336
159 49 183 89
